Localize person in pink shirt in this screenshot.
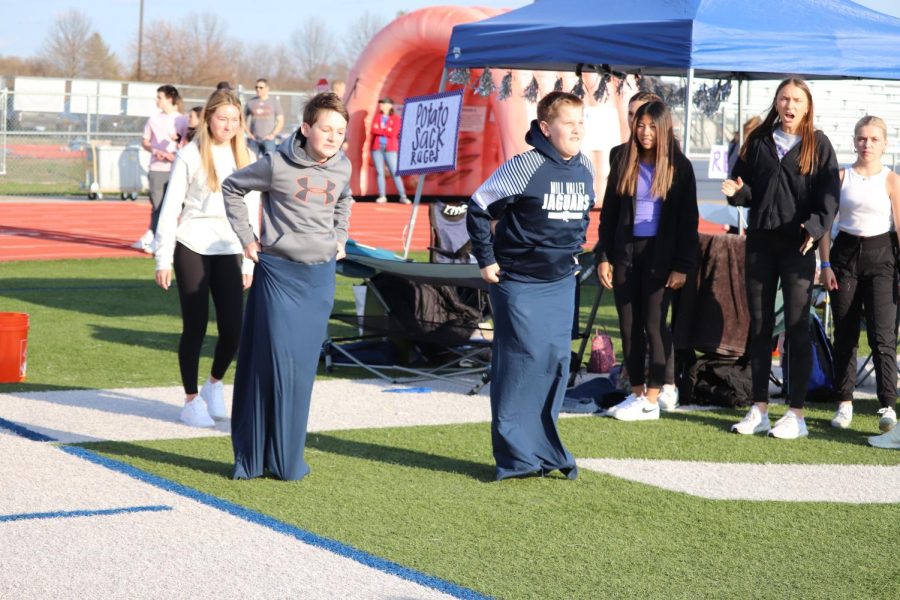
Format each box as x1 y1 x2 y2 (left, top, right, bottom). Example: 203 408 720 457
133 84 186 253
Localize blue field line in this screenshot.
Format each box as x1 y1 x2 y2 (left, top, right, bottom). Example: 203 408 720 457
59 444 493 600
0 505 172 523
0 416 56 442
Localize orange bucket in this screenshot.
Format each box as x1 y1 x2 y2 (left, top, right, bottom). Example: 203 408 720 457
0 312 29 383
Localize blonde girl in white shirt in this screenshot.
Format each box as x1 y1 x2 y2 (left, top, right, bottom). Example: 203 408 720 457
819 115 900 443
155 90 260 427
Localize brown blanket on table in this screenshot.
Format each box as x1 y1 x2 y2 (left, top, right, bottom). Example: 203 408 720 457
674 233 749 357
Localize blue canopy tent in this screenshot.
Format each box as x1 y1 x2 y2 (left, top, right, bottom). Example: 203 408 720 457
444 0 900 153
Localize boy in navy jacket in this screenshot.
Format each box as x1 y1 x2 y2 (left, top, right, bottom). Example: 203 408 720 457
467 91 595 480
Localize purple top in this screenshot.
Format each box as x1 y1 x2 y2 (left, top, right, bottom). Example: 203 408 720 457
633 162 662 237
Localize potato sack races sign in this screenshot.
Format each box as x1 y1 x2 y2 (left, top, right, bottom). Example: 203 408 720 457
395 89 463 176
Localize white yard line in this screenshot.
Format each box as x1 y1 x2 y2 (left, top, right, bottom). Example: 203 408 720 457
580 458 900 503
0 431 474 600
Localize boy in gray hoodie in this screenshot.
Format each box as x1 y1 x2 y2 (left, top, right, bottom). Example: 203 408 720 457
222 92 353 481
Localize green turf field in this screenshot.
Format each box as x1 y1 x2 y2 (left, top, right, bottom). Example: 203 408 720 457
0 256 619 392
3 257 897 599
83 415 900 600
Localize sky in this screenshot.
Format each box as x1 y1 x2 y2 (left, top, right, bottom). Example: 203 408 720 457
3 0 900 62
0 0 530 60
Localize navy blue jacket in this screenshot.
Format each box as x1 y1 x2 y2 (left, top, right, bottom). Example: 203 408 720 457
466 120 596 282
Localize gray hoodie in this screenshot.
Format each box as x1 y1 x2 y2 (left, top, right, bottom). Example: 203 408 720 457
222 132 353 264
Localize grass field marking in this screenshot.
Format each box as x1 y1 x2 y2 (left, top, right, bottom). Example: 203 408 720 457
580 457 900 503
0 505 172 523
0 415 55 442
59 444 492 600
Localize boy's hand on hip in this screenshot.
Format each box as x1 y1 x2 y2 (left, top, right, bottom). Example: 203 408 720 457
336 242 346 261
480 263 501 284
244 241 260 263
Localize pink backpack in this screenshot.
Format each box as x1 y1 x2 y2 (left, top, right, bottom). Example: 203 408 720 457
587 329 617 374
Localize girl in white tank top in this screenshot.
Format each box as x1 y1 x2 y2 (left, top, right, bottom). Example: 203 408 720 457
818 115 900 445
836 165 892 237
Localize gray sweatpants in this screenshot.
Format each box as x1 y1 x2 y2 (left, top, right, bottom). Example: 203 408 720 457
148 170 170 233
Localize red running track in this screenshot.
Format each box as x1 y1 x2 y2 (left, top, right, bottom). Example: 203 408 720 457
0 199 725 263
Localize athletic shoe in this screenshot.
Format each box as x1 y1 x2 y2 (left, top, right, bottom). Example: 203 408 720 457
730 405 771 435
658 384 680 412
868 426 900 449
768 411 809 439
606 393 642 417
375 196 388 203
200 379 227 420
180 397 215 428
830 403 853 429
399 196 412 205
131 229 154 252
877 407 897 432
613 397 660 421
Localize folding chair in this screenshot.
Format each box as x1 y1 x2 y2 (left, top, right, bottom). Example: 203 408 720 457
325 252 493 393
428 199 477 265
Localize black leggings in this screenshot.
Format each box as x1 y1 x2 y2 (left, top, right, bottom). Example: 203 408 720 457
829 232 898 409
173 243 244 395
613 237 674 388
745 230 815 409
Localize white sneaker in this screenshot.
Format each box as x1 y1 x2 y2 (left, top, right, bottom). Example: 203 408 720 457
606 393 642 417
877 407 897 433
613 396 660 421
658 384 680 412
375 196 387 204
731 405 771 435
131 229 153 251
768 411 809 439
399 197 411 205
830 403 853 429
868 426 900 449
180 397 215 427
200 379 227 420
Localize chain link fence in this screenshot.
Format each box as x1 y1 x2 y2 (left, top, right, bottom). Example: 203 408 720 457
0 75 310 197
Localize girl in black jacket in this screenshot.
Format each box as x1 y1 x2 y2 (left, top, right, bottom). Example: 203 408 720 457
596 101 699 421
723 77 840 439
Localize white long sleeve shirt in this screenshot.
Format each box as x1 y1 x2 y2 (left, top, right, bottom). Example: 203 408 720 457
155 142 260 274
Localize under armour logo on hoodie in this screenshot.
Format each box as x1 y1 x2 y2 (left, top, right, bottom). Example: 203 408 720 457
295 176 336 204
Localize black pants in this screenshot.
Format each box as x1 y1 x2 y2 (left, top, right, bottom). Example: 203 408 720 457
829 231 898 408
745 230 815 409
613 237 674 388
173 243 244 395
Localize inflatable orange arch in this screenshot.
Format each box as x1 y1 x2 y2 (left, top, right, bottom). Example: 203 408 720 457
344 6 636 203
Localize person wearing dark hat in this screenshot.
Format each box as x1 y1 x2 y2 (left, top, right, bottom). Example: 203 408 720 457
370 97 409 204
243 78 284 157
216 81 233 91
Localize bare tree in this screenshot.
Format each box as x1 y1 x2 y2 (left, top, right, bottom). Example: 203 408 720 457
41 9 94 77
83 33 121 80
342 12 387 70
290 18 332 90
0 55 52 77
136 12 238 85
235 41 303 90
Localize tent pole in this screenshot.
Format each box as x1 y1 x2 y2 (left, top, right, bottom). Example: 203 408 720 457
736 79 746 234
402 68 449 259
683 68 693 155
737 79 744 147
